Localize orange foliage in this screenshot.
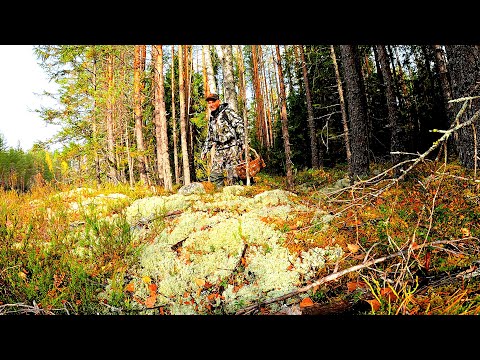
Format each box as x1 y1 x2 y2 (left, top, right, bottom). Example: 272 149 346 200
380 288 397 302
125 282 135 292
299 297 314 308
367 299 381 312
148 283 157 293
145 295 156 308
347 281 367 292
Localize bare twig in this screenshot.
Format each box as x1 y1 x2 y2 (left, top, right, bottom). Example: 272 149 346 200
235 237 477 315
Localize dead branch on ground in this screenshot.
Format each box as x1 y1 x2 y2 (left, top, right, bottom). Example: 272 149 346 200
235 237 478 315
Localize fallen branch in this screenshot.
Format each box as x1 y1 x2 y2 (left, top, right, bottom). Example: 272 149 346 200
235 237 477 315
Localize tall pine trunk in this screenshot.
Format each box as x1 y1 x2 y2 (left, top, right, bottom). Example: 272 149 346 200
133 45 150 185
275 45 294 190
299 45 321 168
178 45 191 185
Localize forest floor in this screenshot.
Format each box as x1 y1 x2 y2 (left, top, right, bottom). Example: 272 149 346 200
1 159 480 315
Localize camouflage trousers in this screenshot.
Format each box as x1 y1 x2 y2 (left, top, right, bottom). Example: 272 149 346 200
209 145 242 187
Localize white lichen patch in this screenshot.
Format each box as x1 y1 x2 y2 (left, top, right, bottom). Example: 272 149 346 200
125 193 201 224
126 187 344 315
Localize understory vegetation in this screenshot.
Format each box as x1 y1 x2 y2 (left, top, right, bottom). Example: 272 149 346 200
1 159 479 315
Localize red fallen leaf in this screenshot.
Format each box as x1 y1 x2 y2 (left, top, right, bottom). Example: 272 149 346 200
207 294 217 301
148 283 157 296
159 307 165 315
241 257 246 266
299 297 314 308
367 299 381 312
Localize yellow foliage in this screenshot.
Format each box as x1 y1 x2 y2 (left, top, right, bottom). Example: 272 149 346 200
61 161 69 176
45 150 53 174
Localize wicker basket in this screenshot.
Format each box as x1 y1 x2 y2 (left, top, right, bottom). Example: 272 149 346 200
236 147 266 179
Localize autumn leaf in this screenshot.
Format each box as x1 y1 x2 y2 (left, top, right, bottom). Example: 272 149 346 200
299 297 314 308
148 283 157 296
347 243 360 253
367 299 381 312
125 282 135 292
142 276 151 284
347 281 367 292
194 278 206 287
380 287 398 302
145 294 157 308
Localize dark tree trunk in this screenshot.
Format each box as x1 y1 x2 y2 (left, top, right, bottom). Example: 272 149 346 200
339 45 370 180
445 45 480 170
433 45 454 122
299 45 321 168
376 45 404 176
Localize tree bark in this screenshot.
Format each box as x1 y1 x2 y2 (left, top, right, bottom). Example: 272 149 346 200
220 45 238 113
203 45 217 95
235 45 251 185
178 45 191 185
445 45 480 172
251 45 266 148
376 45 404 176
339 45 370 180
171 45 180 185
275 45 294 190
105 51 119 184
133 45 150 185
299 45 321 168
152 45 173 191
330 45 352 171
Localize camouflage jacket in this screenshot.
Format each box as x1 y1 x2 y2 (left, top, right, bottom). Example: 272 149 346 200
201 103 245 157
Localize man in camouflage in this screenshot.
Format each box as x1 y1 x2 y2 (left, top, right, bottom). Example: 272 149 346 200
201 93 245 188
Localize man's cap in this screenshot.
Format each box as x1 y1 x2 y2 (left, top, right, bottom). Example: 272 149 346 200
205 93 219 101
